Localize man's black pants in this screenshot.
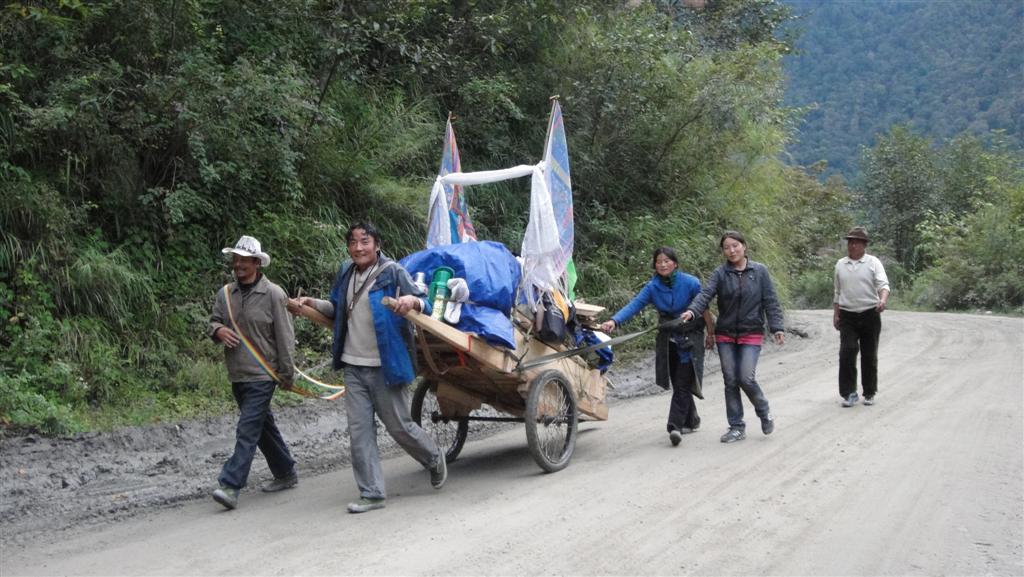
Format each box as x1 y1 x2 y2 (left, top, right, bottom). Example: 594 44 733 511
838 308 882 399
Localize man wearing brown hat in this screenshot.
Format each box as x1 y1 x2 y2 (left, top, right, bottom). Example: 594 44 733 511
833 227 890 407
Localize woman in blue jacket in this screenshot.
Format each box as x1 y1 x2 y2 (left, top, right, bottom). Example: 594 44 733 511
682 230 785 444
600 247 714 447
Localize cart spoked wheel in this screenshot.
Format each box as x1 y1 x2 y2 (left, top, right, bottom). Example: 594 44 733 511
524 369 578 473
411 380 468 463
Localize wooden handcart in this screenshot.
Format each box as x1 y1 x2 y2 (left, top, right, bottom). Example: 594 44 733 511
391 300 610 473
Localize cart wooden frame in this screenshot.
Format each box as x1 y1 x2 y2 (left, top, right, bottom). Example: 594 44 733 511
396 302 609 473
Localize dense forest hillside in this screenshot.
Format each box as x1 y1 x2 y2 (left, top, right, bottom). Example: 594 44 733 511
782 0 1024 179
1 0 1020 436
3 0 846 434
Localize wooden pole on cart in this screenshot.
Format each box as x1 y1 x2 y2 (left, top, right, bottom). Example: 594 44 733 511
288 299 333 329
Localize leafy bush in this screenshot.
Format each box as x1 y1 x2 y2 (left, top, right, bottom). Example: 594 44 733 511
909 198 1024 311
0 371 82 436
791 267 834 309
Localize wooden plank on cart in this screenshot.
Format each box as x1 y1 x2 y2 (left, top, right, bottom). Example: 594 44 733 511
512 321 608 421
382 297 513 372
436 381 483 416
573 302 606 323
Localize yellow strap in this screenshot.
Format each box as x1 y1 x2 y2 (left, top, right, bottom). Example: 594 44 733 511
223 285 345 400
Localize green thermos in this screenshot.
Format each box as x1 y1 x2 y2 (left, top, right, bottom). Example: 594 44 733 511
428 266 454 320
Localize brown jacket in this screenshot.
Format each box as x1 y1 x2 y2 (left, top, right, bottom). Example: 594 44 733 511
209 275 295 385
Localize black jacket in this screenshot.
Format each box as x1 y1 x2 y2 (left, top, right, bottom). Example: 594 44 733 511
687 260 784 338
655 315 706 397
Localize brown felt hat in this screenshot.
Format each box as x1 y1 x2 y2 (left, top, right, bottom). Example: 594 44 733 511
844 226 870 243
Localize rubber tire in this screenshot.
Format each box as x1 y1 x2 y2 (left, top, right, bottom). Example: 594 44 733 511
524 369 578 473
411 380 468 463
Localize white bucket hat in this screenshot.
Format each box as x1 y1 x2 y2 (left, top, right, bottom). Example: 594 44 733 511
222 235 270 267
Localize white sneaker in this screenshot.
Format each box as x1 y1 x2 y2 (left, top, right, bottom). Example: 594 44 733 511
842 393 859 408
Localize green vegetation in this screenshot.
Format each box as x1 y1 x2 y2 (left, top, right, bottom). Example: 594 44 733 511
860 128 1023 311
0 1 1019 436
783 0 1023 180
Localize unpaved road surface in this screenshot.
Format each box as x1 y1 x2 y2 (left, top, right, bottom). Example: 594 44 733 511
2 310 1022 576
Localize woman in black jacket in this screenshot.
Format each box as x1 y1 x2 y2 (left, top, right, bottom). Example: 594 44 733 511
682 231 785 443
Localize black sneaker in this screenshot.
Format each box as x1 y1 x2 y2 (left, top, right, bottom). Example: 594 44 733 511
212 485 239 510
669 430 683 446
260 473 298 493
347 497 386 514
720 428 746 443
430 452 447 490
842 393 859 407
761 414 775 435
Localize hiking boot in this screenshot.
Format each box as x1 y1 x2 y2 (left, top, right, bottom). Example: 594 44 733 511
430 452 447 490
212 485 239 510
260 473 298 493
669 430 683 446
863 396 875 406
761 414 775 435
347 497 386 514
720 428 746 443
842 393 859 407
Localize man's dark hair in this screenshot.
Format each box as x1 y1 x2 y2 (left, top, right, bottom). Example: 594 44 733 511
651 246 679 269
719 230 747 249
346 221 381 246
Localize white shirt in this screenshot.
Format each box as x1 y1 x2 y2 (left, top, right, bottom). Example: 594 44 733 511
834 254 890 312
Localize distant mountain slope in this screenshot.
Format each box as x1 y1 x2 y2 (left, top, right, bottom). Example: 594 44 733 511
782 0 1023 179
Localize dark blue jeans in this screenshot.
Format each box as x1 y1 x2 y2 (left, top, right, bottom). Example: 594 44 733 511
218 380 296 490
717 342 770 431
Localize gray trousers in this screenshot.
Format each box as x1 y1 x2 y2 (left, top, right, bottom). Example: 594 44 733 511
344 366 439 499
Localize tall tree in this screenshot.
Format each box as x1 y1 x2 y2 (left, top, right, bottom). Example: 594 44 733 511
860 125 938 270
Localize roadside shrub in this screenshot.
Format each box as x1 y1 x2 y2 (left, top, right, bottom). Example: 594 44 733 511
0 371 82 436
791 267 834 309
58 244 158 326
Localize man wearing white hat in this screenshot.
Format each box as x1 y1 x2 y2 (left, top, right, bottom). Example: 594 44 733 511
833 226 890 408
208 235 298 510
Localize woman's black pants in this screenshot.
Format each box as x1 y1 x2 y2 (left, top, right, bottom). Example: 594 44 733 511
668 359 700 432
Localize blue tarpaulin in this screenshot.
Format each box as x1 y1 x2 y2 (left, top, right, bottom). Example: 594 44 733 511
400 241 521 349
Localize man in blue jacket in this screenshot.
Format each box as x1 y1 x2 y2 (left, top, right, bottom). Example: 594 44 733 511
291 222 446 513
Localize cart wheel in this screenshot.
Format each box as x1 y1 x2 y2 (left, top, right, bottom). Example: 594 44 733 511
411 380 468 463
524 370 578 473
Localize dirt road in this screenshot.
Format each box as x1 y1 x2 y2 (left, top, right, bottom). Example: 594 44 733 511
2 310 1022 575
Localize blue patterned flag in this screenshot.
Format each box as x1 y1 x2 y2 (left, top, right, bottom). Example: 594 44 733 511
543 100 575 297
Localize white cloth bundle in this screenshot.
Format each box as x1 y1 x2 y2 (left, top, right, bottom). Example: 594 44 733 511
443 278 470 324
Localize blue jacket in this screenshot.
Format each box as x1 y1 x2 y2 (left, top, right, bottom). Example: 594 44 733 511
328 256 430 386
687 260 784 337
611 271 706 393
612 271 702 327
